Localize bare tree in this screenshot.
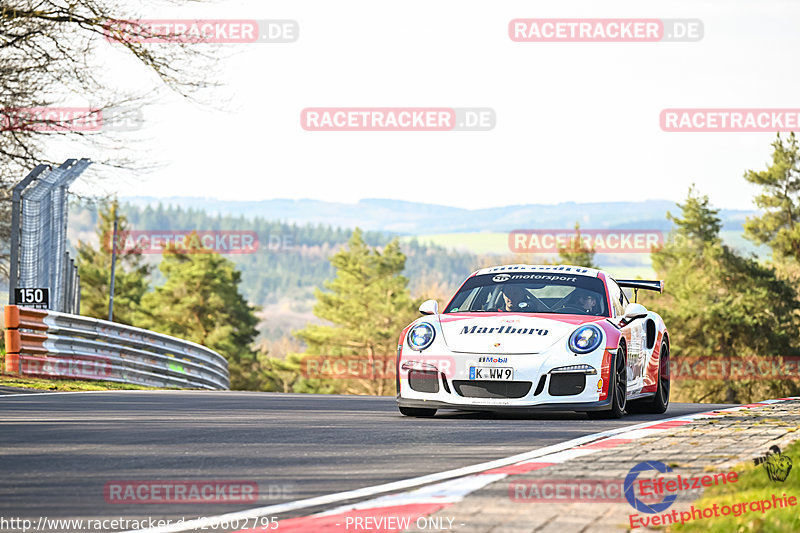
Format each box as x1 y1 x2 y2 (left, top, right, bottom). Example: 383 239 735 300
1 0 222 275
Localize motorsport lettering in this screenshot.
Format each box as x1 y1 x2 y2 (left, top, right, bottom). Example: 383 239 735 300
496 273 578 283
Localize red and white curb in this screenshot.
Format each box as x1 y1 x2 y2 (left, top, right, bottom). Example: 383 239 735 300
130 398 799 533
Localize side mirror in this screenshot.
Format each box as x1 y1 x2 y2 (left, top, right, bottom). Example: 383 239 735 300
623 303 648 321
419 299 439 316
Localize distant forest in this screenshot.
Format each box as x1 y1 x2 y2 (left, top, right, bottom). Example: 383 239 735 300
69 202 482 307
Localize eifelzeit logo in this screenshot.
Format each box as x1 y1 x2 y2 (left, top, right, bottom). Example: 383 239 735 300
461 326 549 335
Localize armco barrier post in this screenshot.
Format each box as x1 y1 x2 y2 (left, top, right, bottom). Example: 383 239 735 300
4 305 21 374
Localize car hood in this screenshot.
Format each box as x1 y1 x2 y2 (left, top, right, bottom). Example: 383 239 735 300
438 313 600 354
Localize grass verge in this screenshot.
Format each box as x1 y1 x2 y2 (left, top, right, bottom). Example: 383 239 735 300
672 438 800 532
0 374 160 391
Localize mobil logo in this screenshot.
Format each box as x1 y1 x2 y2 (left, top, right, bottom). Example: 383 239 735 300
478 357 508 363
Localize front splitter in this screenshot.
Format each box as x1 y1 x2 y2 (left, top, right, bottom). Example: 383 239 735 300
397 396 613 412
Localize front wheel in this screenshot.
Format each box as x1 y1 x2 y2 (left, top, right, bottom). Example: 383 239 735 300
587 343 627 419
399 406 437 417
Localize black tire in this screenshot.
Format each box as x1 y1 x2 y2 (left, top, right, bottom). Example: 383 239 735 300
399 406 437 417
627 341 670 414
587 342 627 419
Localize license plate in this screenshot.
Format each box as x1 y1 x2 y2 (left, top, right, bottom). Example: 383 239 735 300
469 366 514 381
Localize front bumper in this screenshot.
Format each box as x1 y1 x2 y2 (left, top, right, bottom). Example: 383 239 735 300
397 348 612 411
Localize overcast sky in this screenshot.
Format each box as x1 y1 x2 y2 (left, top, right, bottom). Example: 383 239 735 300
58 0 800 211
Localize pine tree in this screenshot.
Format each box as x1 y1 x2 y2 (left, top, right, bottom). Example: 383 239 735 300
135 232 261 390
743 133 800 262
76 199 151 325
557 222 598 268
667 184 722 248
295 229 419 395
647 187 800 403
257 353 304 393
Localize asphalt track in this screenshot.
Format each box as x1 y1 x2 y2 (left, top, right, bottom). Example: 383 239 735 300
0 391 733 529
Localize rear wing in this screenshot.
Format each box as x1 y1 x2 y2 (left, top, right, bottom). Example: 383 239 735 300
617 279 664 302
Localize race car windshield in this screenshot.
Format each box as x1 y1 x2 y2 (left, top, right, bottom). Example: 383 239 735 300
444 273 609 316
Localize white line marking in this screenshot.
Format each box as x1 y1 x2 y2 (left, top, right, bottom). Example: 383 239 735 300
612 428 667 439
316 474 505 516
530 448 600 463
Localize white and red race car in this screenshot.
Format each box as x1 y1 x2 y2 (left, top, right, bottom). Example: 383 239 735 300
396 264 669 418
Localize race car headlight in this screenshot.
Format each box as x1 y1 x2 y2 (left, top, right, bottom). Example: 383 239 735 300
568 325 603 354
407 323 435 351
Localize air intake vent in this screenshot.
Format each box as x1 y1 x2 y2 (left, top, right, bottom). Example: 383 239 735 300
453 381 532 399
646 319 657 349
548 373 586 396
408 370 439 393
441 373 452 394
533 375 547 396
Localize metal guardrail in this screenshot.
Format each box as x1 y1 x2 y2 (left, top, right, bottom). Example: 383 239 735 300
3 305 230 390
